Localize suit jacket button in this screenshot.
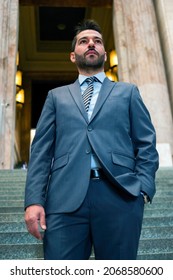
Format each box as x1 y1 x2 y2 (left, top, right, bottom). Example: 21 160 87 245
86 149 91 154
88 126 92 131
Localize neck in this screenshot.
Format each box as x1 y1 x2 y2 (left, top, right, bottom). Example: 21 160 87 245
77 67 104 76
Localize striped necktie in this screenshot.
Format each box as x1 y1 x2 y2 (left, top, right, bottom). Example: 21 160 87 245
82 76 97 112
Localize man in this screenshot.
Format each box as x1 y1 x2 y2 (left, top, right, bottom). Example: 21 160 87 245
25 19 159 260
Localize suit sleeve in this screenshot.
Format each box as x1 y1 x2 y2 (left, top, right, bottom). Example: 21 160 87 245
130 85 159 200
25 90 56 209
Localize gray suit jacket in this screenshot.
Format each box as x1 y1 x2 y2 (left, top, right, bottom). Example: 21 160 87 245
25 78 159 213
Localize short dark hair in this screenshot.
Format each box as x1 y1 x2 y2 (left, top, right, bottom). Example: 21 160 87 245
71 19 103 51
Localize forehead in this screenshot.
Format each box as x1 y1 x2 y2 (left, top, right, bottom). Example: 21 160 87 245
76 29 103 41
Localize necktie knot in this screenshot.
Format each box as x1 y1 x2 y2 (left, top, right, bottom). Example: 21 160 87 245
85 76 98 85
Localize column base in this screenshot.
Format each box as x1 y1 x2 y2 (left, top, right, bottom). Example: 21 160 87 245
156 143 173 167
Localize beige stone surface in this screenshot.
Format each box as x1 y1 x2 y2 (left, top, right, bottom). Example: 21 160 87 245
0 0 19 169
154 0 173 114
139 83 173 146
157 143 173 167
113 0 173 164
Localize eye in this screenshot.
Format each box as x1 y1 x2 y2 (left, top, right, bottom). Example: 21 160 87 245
79 39 87 44
95 39 103 44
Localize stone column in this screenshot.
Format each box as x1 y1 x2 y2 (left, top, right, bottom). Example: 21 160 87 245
154 0 173 114
113 0 173 166
0 0 19 169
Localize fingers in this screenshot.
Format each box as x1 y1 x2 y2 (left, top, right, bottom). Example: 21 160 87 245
26 218 43 240
25 205 46 240
40 210 47 231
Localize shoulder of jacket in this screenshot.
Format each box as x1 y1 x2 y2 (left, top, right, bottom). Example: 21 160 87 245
48 84 73 98
115 81 137 89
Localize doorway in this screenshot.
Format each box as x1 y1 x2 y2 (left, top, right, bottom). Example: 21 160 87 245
17 0 114 165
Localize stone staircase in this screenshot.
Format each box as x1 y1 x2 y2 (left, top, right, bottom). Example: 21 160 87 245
0 169 42 259
0 168 173 259
138 168 173 260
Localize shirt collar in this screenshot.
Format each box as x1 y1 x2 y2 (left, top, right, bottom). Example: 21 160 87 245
79 72 106 85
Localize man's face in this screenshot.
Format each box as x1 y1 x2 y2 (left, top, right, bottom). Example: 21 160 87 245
70 29 107 72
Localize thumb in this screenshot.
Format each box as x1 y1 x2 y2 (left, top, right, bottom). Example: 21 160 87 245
40 211 46 230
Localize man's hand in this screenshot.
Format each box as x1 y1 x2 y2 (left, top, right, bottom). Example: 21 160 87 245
25 205 46 240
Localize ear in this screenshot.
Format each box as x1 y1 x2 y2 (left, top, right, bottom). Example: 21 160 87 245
70 52 76 63
104 52 107 62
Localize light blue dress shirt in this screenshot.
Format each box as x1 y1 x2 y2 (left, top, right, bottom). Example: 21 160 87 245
79 72 106 169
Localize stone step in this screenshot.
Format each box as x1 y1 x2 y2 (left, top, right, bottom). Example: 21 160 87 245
0 191 171 200
0 244 43 259
156 179 173 184
0 178 26 183
0 213 24 222
138 238 173 255
0 190 24 196
155 167 173 177
0 199 173 208
1 238 173 260
0 177 26 182
0 174 26 178
0 238 173 260
0 224 172 244
0 201 172 211
156 181 173 186
0 178 173 189
1 174 172 179
0 207 24 213
0 209 172 224
154 191 173 196
0 232 42 245
0 222 26 232
0 201 24 207
0 188 172 196
0 195 24 201
0 169 27 174
0 217 173 234
140 226 173 238
144 209 173 217
142 216 173 227
0 181 26 185
0 168 172 178
0 183 25 188
0 186 25 191
137 252 173 260
152 197 173 204
0 182 172 190
146 202 173 209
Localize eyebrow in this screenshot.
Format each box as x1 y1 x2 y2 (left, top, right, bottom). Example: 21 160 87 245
78 36 103 42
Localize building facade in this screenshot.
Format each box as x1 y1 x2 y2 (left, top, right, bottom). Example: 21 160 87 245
0 0 173 169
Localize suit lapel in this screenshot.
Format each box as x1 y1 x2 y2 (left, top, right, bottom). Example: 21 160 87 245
68 79 89 123
90 78 116 122
68 78 116 124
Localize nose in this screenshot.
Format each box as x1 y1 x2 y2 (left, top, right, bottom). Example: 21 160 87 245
88 39 95 47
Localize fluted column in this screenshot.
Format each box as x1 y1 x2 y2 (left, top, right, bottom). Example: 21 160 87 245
113 0 173 166
154 0 173 114
0 0 19 169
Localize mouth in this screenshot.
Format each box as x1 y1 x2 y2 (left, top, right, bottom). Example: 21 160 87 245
85 49 98 56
